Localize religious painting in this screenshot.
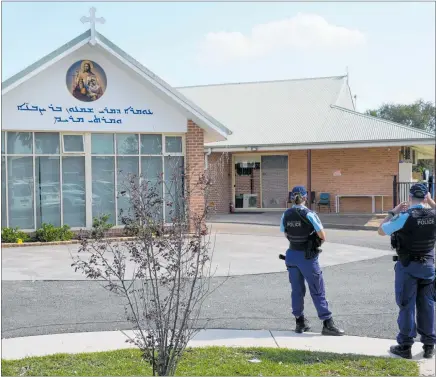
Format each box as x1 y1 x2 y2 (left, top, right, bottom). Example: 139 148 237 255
66 60 107 102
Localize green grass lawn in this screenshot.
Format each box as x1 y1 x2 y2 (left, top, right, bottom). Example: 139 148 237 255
1 347 419 376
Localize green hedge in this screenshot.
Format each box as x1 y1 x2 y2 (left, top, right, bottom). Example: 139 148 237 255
1 227 30 243
35 223 74 242
2 215 114 243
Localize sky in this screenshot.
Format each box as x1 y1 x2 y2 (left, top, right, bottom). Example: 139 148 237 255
2 1 435 112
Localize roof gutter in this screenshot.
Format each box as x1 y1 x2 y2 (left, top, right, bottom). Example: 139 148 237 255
204 139 436 153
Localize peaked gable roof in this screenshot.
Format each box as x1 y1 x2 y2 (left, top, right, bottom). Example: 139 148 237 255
2 30 232 143
178 76 434 150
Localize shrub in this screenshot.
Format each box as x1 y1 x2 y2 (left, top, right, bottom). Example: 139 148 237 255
1 227 29 243
91 214 114 238
35 223 74 242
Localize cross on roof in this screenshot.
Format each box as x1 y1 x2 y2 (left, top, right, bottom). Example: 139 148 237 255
80 7 105 45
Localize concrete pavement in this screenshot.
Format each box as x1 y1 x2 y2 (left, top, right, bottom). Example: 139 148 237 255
1 226 393 280
210 212 384 230
2 329 434 376
3 223 434 376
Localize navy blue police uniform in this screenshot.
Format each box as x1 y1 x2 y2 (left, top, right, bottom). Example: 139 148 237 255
280 186 344 336
381 183 436 359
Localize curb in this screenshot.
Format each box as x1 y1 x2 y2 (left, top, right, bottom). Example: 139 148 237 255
2 329 434 376
1 236 136 248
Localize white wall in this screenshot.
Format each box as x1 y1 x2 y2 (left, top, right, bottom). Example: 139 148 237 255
2 44 188 133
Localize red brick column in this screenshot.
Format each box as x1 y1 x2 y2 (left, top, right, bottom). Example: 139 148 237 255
186 120 205 231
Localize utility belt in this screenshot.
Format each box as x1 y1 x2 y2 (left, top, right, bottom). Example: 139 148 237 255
391 233 435 267
392 254 434 266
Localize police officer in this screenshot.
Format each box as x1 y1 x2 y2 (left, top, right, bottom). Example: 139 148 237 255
378 183 436 359
280 185 345 336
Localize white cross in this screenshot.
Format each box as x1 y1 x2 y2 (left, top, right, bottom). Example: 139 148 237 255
81 7 105 45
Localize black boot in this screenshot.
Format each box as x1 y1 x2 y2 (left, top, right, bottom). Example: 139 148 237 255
295 316 311 333
389 345 412 359
321 318 345 336
423 345 435 359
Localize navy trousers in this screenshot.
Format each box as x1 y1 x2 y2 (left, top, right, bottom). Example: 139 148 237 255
395 260 436 346
285 249 332 321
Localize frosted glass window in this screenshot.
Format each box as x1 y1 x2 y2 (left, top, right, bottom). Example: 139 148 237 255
36 157 61 227
35 133 60 154
141 156 164 220
7 132 33 154
117 157 139 224
165 136 182 154
92 156 116 223
116 134 138 155
141 134 162 155
164 156 184 222
7 156 34 229
2 157 6 227
92 134 114 155
63 135 84 152
62 156 86 227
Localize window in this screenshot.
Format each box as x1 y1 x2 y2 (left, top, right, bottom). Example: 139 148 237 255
165 136 182 154
62 156 86 227
117 134 138 155
164 156 184 222
141 156 164 220
141 134 162 155
117 157 139 224
63 134 84 153
7 132 33 154
2 132 185 229
92 156 116 223
35 133 60 154
35 157 61 227
92 134 114 155
2 156 6 227
8 156 34 229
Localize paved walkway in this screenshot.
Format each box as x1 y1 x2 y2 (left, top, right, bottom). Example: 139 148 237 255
2 329 434 375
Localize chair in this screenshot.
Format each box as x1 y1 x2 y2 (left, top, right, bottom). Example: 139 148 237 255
317 192 331 213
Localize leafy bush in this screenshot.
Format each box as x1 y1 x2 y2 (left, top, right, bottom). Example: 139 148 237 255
1 227 29 243
91 214 114 238
35 223 74 242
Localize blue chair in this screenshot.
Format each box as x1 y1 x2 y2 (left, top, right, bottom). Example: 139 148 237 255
317 192 331 213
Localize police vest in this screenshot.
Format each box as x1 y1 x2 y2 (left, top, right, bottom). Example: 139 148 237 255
396 208 436 258
283 207 314 251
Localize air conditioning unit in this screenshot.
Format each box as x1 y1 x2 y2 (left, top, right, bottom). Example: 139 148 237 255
243 194 258 209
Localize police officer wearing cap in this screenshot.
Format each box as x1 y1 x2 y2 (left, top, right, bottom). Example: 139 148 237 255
378 183 436 359
280 185 345 336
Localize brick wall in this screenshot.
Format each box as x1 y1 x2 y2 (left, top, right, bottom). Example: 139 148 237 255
288 147 398 213
186 121 205 226
207 152 231 213
208 147 399 214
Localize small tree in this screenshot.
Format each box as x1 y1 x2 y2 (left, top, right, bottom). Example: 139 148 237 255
72 155 228 376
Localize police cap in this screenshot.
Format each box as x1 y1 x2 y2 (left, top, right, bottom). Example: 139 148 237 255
291 185 307 200
410 183 428 199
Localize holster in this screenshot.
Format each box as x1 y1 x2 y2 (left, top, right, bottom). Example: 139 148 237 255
304 233 322 260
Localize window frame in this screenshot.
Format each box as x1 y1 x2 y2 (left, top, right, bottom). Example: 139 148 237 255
62 133 85 154
2 131 186 231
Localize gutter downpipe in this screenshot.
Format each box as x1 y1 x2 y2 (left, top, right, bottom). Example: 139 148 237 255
204 148 212 170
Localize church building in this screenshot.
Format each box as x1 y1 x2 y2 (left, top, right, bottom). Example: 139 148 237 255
2 11 434 233
1 20 231 232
